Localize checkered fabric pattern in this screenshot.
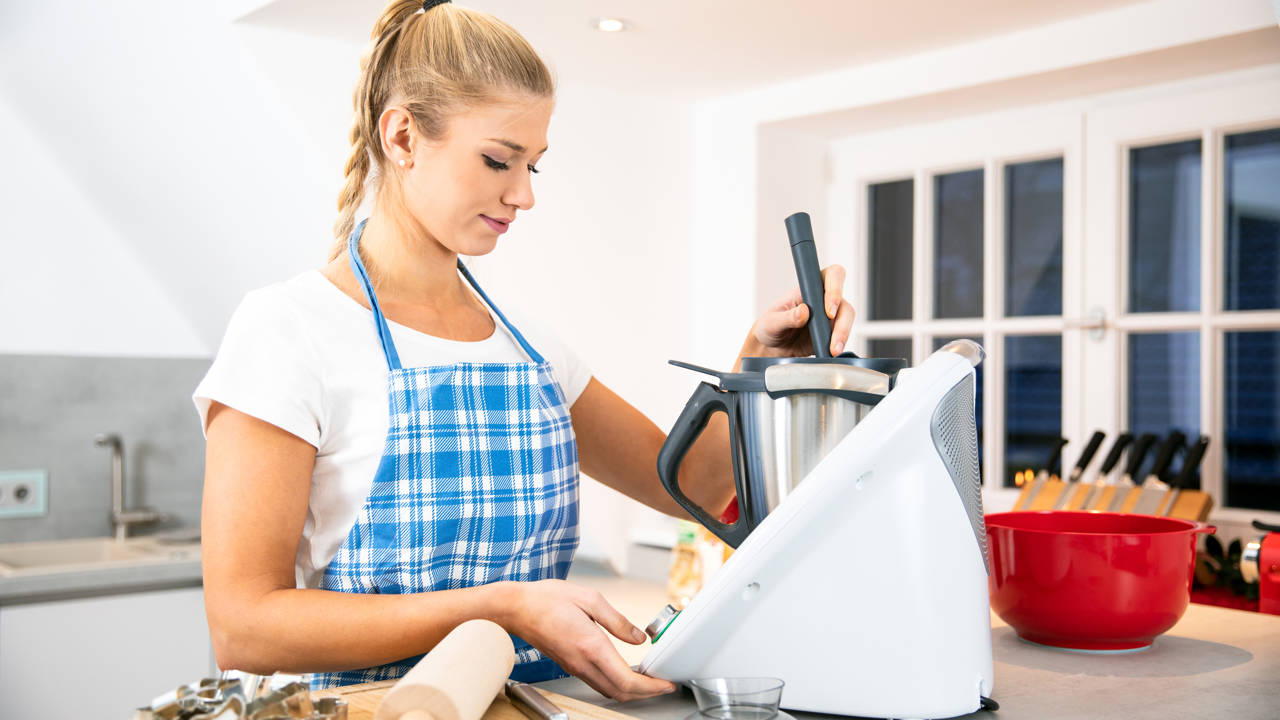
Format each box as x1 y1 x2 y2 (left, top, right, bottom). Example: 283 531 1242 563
308 222 581 689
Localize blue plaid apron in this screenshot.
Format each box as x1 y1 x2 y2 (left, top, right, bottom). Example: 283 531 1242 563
310 220 580 689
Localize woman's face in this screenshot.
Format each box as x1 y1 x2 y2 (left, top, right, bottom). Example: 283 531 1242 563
400 96 552 257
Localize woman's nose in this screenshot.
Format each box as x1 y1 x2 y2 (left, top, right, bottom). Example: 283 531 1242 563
503 171 535 211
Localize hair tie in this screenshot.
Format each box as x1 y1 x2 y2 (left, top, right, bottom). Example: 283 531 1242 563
422 0 450 11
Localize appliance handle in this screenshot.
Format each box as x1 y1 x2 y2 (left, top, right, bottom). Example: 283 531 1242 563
656 382 754 548
785 211 833 359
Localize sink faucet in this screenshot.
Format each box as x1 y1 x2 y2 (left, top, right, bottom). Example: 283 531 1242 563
94 434 164 541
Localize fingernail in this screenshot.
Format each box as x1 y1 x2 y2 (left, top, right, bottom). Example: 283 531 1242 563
633 628 646 642
833 340 844 354
828 302 838 318
793 307 803 321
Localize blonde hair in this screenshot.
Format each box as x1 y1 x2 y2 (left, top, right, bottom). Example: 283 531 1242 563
330 0 555 260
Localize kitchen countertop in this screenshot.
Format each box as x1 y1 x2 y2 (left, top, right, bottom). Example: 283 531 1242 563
560 570 1280 720
0 539 202 605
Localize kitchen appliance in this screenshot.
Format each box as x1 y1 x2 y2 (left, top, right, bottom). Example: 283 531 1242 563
657 212 906 547
1012 437 1068 510
1242 520 1280 616
1050 431 1106 510
1071 433 1133 510
644 347 993 717
986 511 1214 651
643 212 992 718
1124 431 1186 514
1093 433 1157 512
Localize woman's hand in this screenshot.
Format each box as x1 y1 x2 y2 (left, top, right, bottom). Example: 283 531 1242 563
501 579 677 702
748 264 854 358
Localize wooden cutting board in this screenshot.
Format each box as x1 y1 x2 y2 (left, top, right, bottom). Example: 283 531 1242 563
313 680 641 720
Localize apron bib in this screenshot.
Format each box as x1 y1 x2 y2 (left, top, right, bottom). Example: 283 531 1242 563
310 220 580 689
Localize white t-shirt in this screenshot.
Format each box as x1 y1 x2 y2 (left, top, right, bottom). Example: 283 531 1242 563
192 269 591 589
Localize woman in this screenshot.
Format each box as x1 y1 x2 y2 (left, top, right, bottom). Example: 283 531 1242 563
194 0 853 702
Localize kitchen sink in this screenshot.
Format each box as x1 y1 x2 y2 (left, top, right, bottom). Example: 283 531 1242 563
0 536 200 576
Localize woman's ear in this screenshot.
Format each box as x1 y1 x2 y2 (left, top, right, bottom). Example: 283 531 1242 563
378 106 415 168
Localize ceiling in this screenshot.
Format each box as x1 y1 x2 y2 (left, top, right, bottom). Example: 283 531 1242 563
235 0 1153 96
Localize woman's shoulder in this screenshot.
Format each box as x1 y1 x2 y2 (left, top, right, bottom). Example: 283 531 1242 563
229 270 345 331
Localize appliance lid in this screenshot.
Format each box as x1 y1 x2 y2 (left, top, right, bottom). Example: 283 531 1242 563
669 353 907 405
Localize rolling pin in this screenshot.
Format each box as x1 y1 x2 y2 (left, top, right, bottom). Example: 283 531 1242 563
375 619 516 720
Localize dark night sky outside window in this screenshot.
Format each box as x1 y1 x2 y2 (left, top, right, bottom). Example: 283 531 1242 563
868 180 913 321
1225 331 1280 511
1129 140 1201 313
867 338 912 365
1224 128 1280 311
934 170 983 319
1128 332 1200 483
1005 159 1063 317
1004 335 1062 488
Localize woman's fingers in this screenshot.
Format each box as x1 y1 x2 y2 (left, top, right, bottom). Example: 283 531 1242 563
821 264 847 320
829 299 855 355
754 302 810 347
582 590 646 645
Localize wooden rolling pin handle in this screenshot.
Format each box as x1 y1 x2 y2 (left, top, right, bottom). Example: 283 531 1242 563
375 619 517 720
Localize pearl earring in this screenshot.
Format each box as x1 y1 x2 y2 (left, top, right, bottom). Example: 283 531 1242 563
398 159 407 168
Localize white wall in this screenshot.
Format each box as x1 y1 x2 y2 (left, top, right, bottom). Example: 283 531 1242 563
0 2 700 570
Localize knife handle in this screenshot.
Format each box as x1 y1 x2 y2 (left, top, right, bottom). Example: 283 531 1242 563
1040 437 1069 477
1070 431 1107 479
1097 433 1135 475
1145 431 1186 485
1124 433 1159 479
1171 436 1210 489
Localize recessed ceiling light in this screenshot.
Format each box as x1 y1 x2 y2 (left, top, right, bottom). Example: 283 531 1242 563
594 17 627 33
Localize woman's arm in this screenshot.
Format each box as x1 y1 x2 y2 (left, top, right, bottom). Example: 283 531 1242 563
202 402 674 701
572 266 855 520
201 401 510 674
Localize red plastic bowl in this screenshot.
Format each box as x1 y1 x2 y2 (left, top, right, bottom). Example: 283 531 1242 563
985 511 1215 651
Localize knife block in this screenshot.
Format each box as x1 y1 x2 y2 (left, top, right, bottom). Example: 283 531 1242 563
1164 490 1215 521
1026 481 1068 510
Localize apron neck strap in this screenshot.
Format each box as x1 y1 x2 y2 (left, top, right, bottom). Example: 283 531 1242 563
346 219 547 369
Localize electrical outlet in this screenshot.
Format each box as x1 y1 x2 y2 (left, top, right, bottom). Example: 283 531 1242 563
0 470 48 519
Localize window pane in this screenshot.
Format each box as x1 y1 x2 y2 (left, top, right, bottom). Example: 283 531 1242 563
1129 140 1201 313
1004 335 1062 488
1005 158 1064 317
867 337 912 363
1128 332 1201 482
1224 128 1280 311
868 180 913 320
1225 330 1280 511
935 336 985 478
933 169 983 319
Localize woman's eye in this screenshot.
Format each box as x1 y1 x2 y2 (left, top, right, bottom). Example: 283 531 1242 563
482 155 509 171
527 164 540 174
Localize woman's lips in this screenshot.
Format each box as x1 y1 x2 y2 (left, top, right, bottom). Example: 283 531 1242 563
481 215 510 234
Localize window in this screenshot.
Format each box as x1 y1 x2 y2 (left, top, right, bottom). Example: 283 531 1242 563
837 77 1280 517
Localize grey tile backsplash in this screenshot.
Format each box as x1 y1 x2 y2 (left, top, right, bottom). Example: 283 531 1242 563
0 355 211 543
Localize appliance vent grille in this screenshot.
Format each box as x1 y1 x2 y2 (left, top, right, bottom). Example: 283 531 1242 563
930 374 988 571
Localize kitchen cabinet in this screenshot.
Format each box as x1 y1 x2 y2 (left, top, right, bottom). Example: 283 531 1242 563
0 586 214 719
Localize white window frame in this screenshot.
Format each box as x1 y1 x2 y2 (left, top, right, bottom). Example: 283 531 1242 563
827 65 1280 523
826 104 1083 512
1084 67 1280 526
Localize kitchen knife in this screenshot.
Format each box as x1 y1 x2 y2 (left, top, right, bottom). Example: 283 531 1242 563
1051 430 1106 510
505 680 569 720
1076 433 1133 510
1015 437 1069 510
1100 432 1157 512
1125 431 1186 514
1160 436 1211 519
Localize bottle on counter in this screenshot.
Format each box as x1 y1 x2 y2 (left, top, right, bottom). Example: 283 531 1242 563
666 520 702 609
